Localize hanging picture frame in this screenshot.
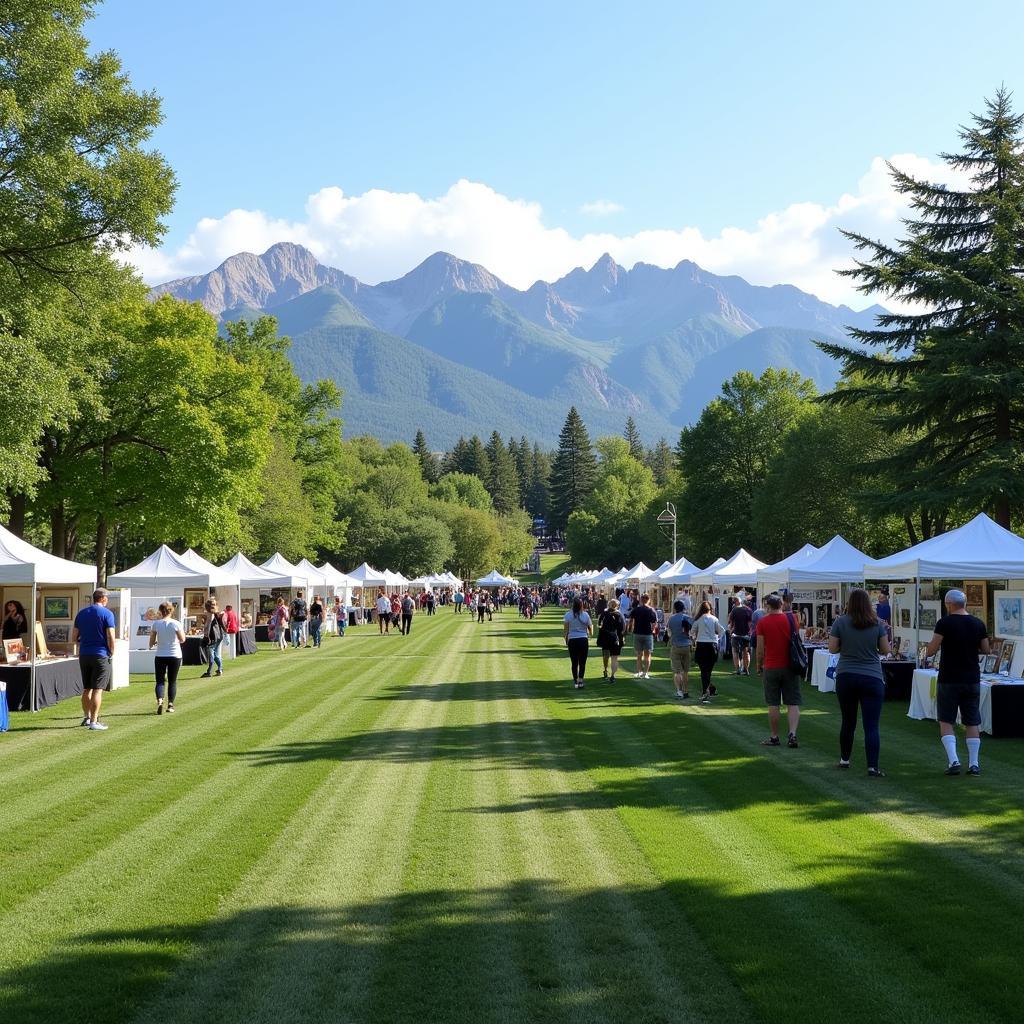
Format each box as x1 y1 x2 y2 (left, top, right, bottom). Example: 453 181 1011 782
993 592 1024 639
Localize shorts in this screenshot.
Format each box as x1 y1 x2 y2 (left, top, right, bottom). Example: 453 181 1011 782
762 667 802 706
634 634 654 653
670 646 692 673
378 611 390 624
80 654 111 692
732 634 750 651
937 682 981 727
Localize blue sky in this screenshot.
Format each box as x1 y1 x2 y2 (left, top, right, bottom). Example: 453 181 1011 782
90 0 1024 303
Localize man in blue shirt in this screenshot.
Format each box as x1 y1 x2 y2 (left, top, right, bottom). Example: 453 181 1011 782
73 588 116 731
666 599 694 698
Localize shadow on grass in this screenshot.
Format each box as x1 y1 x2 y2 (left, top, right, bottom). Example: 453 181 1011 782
2 868 1021 1024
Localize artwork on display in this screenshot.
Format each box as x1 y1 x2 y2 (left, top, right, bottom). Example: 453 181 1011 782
130 598 178 649
795 603 813 630
184 588 207 620
994 592 1024 639
240 598 254 628
919 605 938 631
900 608 912 628
34 622 49 658
816 603 835 628
965 581 985 608
990 638 1004 664
917 643 929 667
892 637 902 654
3 637 27 663
997 640 1016 675
45 623 72 644
984 655 999 674
43 595 72 619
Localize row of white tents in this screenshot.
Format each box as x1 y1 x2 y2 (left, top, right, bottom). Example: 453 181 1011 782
553 513 1024 591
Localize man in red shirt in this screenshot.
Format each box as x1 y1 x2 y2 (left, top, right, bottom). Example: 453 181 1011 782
754 593 802 748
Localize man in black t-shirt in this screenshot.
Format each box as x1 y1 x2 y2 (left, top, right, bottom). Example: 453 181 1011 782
925 589 990 776
401 593 415 636
728 596 754 676
290 590 309 649
627 593 658 679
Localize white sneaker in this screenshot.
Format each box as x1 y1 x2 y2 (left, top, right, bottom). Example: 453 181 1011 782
633 671 642 678
80 717 90 726
643 672 651 679
88 721 108 731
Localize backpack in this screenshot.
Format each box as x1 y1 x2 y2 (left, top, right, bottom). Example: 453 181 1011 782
291 598 307 620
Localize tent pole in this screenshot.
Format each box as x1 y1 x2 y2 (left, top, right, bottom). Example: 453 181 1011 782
30 581 37 712
915 575 920 663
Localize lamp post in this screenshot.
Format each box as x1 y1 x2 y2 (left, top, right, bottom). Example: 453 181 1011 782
656 502 677 563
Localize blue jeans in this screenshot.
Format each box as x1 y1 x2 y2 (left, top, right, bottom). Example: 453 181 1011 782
836 672 884 769
309 617 322 647
292 619 307 647
206 639 223 674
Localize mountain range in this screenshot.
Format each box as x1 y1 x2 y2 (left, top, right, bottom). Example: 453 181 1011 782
152 242 884 447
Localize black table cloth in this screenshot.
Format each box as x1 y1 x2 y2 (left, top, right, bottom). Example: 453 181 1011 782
181 637 208 666
0 658 83 711
881 660 915 702
235 628 257 655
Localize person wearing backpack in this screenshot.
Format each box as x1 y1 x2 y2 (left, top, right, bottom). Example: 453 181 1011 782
308 594 324 648
201 597 227 678
754 594 802 748
290 590 309 648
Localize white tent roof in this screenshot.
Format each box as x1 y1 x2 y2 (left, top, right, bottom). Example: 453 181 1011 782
690 549 767 587
382 568 409 587
773 535 872 585
319 561 357 588
658 557 705 585
220 551 306 589
109 544 225 589
624 561 656 582
651 560 673 577
346 562 387 585
864 513 1024 581
477 569 517 586
590 567 616 583
179 548 239 589
604 566 631 586
0 523 96 585
295 558 330 591
756 543 820 587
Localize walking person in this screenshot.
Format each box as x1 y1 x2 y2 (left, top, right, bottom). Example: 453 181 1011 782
73 588 116 730
401 592 415 635
308 594 324 648
754 594 802 747
829 588 891 775
271 596 289 650
692 601 725 703
597 598 626 681
728 594 753 675
426 591 435 616
924 588 990 776
333 595 347 636
223 603 240 652
454 590 464 614
290 590 309 648
376 589 391 634
201 597 227 677
667 599 694 698
149 602 185 714
477 594 487 623
627 593 658 678
563 597 593 689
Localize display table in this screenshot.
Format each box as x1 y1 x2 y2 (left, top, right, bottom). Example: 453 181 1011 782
181 637 209 666
0 658 83 711
802 644 826 681
811 648 836 693
909 669 1024 736
881 660 915 702
235 628 257 655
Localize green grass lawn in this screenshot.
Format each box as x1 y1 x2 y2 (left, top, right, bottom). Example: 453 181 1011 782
2 607 1022 1024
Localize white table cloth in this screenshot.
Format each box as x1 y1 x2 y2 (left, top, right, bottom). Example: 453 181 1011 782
811 648 837 693
908 669 1024 735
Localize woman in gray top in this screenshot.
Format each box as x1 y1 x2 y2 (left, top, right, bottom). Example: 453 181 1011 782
828 588 891 776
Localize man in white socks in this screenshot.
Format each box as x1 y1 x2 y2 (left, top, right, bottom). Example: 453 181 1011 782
925 589 990 776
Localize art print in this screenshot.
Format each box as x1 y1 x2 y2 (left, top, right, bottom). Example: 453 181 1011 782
995 592 1024 639
3 638 27 663
44 623 71 644
43 595 72 619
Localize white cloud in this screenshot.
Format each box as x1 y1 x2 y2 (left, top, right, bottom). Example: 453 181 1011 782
130 154 967 308
580 199 624 217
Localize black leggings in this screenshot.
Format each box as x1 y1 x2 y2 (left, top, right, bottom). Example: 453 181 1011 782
402 613 413 634
836 672 884 769
567 637 589 680
694 642 718 694
155 656 181 703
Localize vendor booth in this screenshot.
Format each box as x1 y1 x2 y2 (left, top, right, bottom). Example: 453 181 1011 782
221 551 306 644
346 563 387 623
476 569 518 588
653 557 704 610
689 549 768 622
107 546 239 674
0 524 119 712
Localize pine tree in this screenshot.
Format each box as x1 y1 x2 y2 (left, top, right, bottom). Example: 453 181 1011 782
412 429 440 483
528 444 551 519
644 438 675 485
442 437 470 476
513 435 532 507
819 89 1024 528
624 416 643 459
549 407 597 532
464 435 491 482
485 431 521 514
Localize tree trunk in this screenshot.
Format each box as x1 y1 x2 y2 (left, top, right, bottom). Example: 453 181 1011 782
95 514 108 586
7 491 25 537
904 514 919 547
51 503 66 558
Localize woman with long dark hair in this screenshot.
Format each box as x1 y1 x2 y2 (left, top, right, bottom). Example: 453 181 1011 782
597 597 626 681
829 587 891 776
2 600 27 640
563 597 593 689
692 601 725 703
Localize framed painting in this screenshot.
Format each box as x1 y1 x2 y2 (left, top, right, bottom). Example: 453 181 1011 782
3 637 27 663
984 654 999 674
997 640 1016 675
994 592 1024 639
184 588 207 620
43 595 73 619
45 623 71 644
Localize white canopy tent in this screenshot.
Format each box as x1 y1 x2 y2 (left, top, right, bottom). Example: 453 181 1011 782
476 569 518 587
382 569 409 590
319 562 357 602
864 513 1024 580
346 562 387 587
778 535 872 585
220 551 303 590
0 524 99 711
623 561 657 586
260 553 310 592
689 549 768 588
295 558 331 595
756 543 820 588
658 557 706 585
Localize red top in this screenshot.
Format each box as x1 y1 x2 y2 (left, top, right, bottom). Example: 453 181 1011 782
758 613 792 670
224 609 240 633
